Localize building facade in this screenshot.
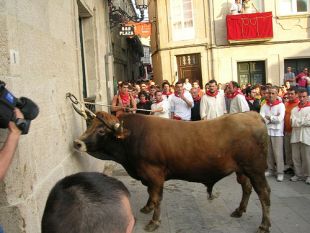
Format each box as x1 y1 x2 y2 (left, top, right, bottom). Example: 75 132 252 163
149 0 310 86
109 0 145 85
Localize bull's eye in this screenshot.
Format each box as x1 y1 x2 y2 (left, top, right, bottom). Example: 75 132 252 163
97 128 105 136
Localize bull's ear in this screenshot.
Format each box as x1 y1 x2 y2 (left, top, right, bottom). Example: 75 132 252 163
114 128 131 140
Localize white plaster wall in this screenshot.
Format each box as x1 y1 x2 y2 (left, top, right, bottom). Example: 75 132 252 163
214 42 310 85
0 0 110 232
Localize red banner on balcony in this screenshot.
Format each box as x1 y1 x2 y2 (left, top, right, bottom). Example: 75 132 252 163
226 12 273 42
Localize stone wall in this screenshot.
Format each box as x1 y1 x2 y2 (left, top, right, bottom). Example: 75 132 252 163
0 0 112 232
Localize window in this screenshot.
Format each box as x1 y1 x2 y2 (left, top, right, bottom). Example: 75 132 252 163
170 0 195 41
237 61 266 85
279 0 309 15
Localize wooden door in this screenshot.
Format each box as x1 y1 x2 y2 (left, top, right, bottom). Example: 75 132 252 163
176 53 202 86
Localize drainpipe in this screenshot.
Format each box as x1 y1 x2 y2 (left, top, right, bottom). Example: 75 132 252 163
207 0 217 80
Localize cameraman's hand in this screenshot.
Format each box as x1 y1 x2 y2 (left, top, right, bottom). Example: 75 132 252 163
14 108 24 119
8 108 24 135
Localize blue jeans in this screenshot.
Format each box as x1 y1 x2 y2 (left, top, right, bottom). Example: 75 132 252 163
0 225 4 233
307 86 310 96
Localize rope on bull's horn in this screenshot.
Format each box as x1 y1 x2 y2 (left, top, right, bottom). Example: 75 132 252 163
66 92 153 113
66 92 96 120
83 101 153 112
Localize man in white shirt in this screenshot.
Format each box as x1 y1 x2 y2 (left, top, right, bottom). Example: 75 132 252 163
170 81 193 121
227 81 250 113
290 88 310 184
183 78 192 91
230 0 242 14
200 79 226 120
260 86 285 182
151 91 170 119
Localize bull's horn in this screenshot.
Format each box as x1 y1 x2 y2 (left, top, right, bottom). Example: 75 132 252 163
114 123 120 131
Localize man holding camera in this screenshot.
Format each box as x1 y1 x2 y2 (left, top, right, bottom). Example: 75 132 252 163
0 108 23 181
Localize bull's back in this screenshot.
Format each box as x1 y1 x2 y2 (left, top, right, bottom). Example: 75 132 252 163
121 112 267 180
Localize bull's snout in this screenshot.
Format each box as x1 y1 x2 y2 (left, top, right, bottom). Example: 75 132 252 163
74 139 87 152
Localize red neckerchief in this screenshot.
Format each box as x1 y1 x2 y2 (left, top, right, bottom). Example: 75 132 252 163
298 102 310 111
266 99 281 107
193 96 201 102
119 92 130 106
288 99 299 104
206 90 219 97
246 96 255 101
226 90 243 99
139 99 147 104
162 91 172 96
156 99 163 104
174 90 184 98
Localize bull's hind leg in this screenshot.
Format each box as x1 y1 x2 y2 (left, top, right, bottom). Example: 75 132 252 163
250 175 271 233
231 173 252 218
142 181 164 232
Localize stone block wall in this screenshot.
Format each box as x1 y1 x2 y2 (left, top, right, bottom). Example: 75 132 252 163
0 0 111 232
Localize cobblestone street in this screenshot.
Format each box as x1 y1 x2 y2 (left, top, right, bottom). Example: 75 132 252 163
114 167 310 233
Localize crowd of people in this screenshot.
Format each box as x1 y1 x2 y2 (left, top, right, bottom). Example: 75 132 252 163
230 0 259 15
111 76 310 185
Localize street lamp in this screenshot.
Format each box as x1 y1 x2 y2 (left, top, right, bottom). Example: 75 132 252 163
108 0 148 28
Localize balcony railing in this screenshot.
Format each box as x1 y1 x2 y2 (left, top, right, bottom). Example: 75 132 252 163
226 12 273 43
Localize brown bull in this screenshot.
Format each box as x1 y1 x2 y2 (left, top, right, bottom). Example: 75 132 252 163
74 111 271 233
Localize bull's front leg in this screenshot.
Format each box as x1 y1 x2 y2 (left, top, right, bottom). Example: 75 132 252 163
143 182 164 232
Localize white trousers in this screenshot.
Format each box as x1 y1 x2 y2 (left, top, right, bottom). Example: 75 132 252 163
291 142 310 177
267 136 284 174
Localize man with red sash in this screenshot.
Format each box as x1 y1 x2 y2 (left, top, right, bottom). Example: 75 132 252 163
295 68 308 88
260 86 285 182
290 88 310 184
200 79 226 120
190 87 201 121
161 81 172 100
169 81 193 121
151 91 170 118
227 81 249 113
192 80 204 98
111 82 137 118
283 87 299 175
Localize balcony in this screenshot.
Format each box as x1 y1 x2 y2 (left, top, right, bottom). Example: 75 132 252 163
226 12 273 43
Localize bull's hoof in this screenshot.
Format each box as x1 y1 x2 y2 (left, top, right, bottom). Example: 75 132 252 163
208 193 219 200
208 194 215 200
256 225 270 233
230 208 244 218
140 206 153 214
144 220 161 232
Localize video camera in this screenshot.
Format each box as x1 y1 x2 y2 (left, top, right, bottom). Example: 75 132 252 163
0 81 39 134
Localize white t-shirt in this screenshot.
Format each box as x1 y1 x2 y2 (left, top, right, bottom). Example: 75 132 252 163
200 93 227 120
229 94 250 113
151 99 170 119
170 91 194 121
230 3 242 14
290 105 310 145
260 102 285 136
